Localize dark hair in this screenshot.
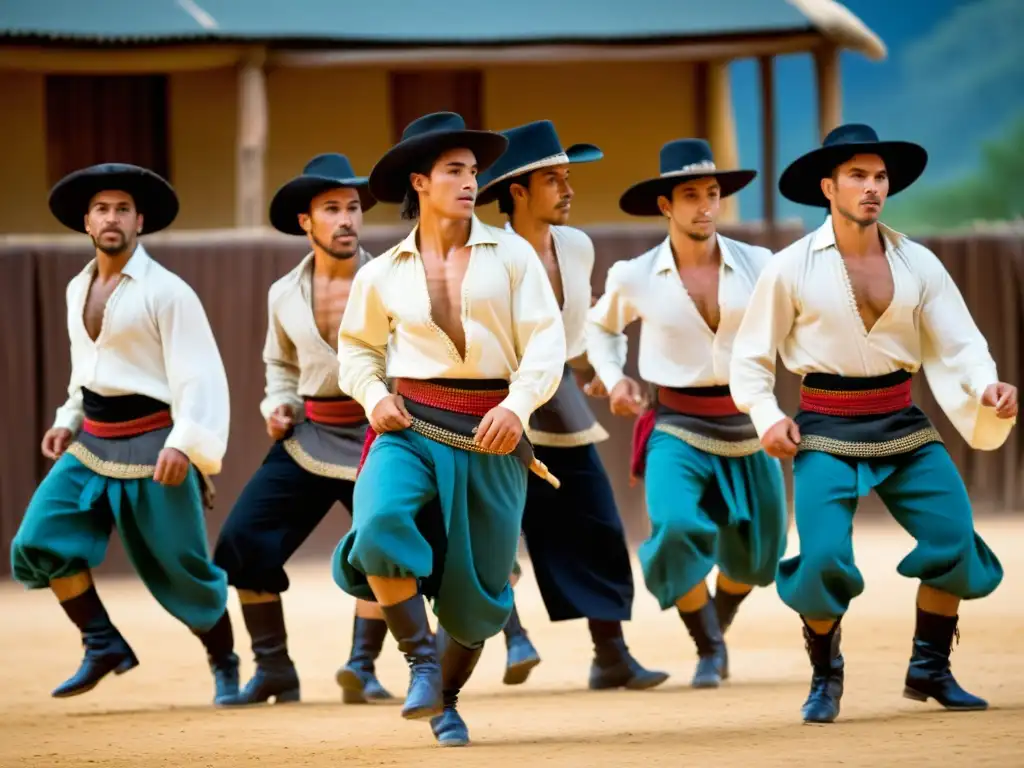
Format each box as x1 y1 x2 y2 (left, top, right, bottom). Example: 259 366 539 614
399 150 444 221
495 171 533 218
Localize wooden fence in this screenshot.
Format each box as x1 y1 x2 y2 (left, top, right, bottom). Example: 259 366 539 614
1 222 1021 576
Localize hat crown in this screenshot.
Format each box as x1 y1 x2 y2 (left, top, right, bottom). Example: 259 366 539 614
302 153 358 179
401 111 469 142
478 120 564 184
822 123 882 148
659 139 716 176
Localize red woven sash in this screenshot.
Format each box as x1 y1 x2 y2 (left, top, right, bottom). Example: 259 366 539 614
657 388 741 417
799 379 912 416
82 410 172 438
357 379 509 473
304 398 366 426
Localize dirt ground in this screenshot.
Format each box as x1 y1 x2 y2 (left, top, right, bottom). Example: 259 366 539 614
1 516 1022 768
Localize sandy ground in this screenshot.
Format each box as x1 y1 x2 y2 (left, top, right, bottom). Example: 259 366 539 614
1 516 1023 768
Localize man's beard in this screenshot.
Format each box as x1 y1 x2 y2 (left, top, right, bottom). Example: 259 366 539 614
312 232 358 260
837 203 878 228
685 229 713 242
91 230 130 255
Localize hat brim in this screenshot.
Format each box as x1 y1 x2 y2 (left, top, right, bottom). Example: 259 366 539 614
269 175 376 235
48 167 179 234
368 130 510 205
778 141 928 207
618 169 757 217
476 142 604 206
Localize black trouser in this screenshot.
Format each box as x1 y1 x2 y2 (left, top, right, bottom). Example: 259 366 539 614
521 443 634 622
213 442 354 593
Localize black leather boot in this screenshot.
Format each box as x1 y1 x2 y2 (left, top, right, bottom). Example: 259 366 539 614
430 628 483 747
713 586 750 635
502 600 540 685
194 610 240 706
903 608 986 711
712 587 750 680
587 619 670 690
223 600 299 706
381 595 442 720
52 585 139 698
801 619 844 724
336 615 394 703
677 602 727 688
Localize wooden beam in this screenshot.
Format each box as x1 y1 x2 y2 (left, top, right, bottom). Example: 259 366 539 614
705 60 740 223
235 48 267 229
0 45 245 73
758 55 777 237
269 32 825 69
814 42 841 140
693 61 709 140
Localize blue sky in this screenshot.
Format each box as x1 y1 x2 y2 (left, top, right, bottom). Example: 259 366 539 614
729 0 1024 226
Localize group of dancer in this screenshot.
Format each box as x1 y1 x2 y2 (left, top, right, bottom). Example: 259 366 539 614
11 109 1017 746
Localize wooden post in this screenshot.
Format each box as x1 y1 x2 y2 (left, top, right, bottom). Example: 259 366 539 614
758 55 776 240
814 43 841 140
236 47 268 228
705 60 740 223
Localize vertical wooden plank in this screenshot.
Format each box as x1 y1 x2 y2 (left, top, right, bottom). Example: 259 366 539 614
706 60 739 223
235 48 268 229
758 55 776 240
813 43 841 140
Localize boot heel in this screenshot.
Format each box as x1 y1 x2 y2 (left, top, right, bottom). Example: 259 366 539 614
115 654 139 675
903 686 928 702
274 687 301 704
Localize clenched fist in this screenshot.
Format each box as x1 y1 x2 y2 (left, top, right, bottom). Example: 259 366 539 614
41 427 73 460
761 417 801 459
266 404 295 440
981 382 1018 419
609 377 648 417
474 406 523 454
370 394 413 434
153 447 190 486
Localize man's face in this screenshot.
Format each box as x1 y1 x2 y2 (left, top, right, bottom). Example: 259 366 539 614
657 177 721 242
511 164 574 225
412 147 478 220
84 190 140 256
300 187 363 259
822 153 889 227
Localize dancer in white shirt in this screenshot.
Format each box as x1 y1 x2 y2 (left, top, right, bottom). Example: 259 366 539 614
212 154 394 707
730 123 1017 724
331 112 566 746
587 139 788 690
475 119 667 692
11 163 238 705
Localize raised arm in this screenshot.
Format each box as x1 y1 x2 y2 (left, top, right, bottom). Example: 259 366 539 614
729 255 797 439
918 249 999 399
585 260 638 394
336 264 392 420
259 292 303 421
501 241 567 426
158 285 231 477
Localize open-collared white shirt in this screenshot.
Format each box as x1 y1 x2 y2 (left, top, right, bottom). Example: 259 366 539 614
729 216 1012 449
260 248 372 420
53 244 230 476
337 215 566 427
586 233 772 394
504 221 606 362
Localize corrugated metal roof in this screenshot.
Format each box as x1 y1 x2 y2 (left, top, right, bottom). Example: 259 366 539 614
0 0 818 44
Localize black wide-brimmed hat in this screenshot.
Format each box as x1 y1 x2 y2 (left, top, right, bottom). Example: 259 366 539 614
779 123 928 207
619 139 756 217
48 163 179 234
475 120 603 206
269 153 375 235
368 111 509 204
